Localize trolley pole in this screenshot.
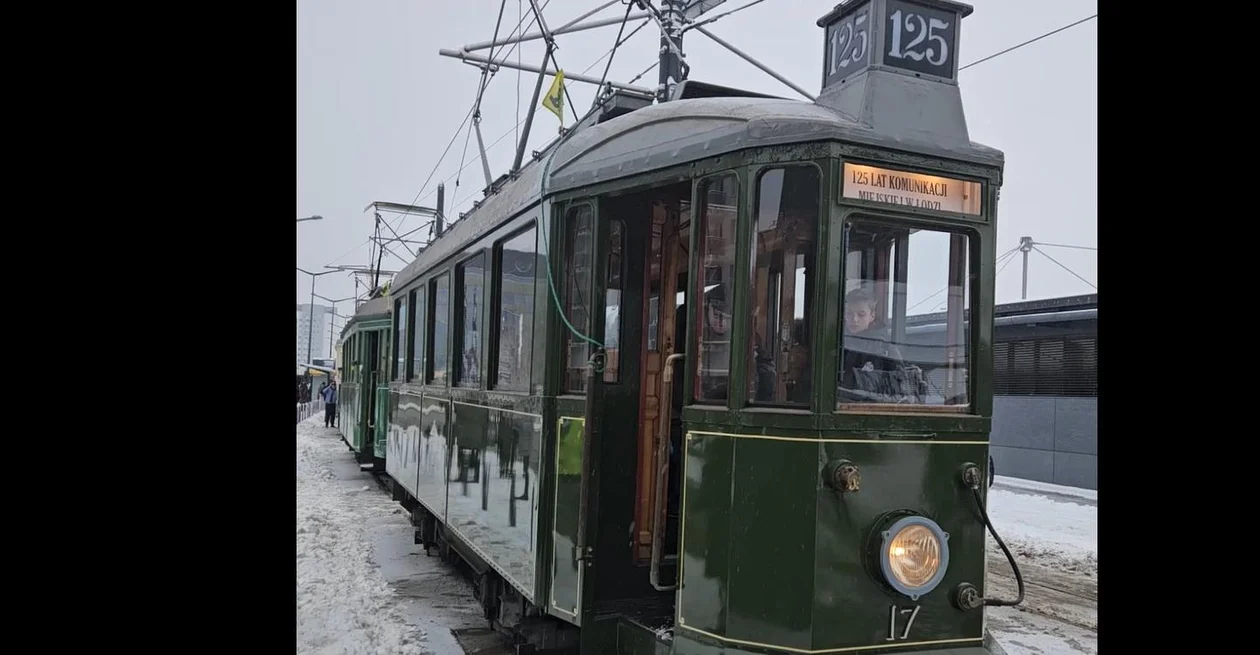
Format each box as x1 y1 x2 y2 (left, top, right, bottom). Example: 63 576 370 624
1019 236 1033 300
656 0 687 103
436 183 446 237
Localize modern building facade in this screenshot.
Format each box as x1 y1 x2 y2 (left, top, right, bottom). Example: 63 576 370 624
296 303 334 365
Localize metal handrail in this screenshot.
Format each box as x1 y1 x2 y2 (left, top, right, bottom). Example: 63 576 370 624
295 399 325 423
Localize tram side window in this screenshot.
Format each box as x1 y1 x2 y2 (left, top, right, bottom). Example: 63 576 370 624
428 273 450 385
694 173 738 403
411 287 425 382
349 335 357 381
604 220 624 384
747 166 820 406
563 204 595 393
379 327 391 384
494 226 537 392
457 253 486 389
837 221 971 408
393 296 409 381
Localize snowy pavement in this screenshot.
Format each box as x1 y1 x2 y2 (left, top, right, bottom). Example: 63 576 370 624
985 478 1097 655
297 414 495 655
297 413 1096 654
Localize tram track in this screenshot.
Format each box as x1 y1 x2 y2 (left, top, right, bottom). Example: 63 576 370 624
986 552 1097 632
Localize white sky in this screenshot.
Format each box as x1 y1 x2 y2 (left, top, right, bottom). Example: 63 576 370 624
298 0 1097 332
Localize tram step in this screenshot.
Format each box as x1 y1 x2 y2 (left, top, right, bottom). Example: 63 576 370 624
616 616 673 654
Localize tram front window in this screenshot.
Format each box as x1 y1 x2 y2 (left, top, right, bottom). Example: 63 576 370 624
748 165 821 406
838 220 971 408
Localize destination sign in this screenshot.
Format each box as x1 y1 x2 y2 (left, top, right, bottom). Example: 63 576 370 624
842 163 981 215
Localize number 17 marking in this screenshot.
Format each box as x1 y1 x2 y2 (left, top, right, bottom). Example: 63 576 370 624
886 605 921 641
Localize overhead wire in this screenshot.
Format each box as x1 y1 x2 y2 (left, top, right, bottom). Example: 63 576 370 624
516 0 522 156
340 5 1095 270
960 13 1097 72
426 22 661 218
907 245 1019 313
680 0 769 33
590 2 640 109
1031 246 1097 290
380 0 557 243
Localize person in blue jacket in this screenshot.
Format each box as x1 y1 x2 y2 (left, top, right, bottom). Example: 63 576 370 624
321 381 338 428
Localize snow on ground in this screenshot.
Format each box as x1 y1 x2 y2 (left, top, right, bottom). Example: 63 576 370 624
988 605 1097 655
984 477 1097 654
996 477 1097 503
296 414 430 655
986 478 1097 577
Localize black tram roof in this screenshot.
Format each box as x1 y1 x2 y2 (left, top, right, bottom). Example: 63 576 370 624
392 94 1004 293
340 296 390 339
547 97 1003 194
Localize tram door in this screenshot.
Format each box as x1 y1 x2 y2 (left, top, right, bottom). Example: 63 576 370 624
362 330 381 453
632 185 691 590
560 182 692 626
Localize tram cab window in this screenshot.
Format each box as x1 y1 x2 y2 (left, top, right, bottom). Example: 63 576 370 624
837 221 971 408
563 204 595 393
748 166 820 406
603 219 625 384
694 174 739 403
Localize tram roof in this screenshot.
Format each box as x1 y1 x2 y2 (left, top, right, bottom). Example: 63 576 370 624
548 96 1004 194
392 95 1004 292
340 296 390 338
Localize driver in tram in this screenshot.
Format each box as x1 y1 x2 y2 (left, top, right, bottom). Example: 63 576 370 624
838 288 915 403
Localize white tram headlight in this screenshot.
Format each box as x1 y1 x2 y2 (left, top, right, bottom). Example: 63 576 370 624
879 516 950 600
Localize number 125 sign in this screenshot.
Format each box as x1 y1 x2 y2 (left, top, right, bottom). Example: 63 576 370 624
823 4 872 88
823 0 960 90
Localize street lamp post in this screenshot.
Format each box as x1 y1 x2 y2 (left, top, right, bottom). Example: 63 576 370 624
297 215 324 222
298 267 337 379
315 293 356 360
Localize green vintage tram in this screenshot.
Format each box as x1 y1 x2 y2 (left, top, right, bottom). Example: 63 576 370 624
337 295 391 469
336 0 1025 652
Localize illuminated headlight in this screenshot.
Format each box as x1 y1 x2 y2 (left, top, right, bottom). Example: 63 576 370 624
879 516 950 600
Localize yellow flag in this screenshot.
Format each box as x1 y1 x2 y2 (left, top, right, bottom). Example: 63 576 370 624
542 70 565 121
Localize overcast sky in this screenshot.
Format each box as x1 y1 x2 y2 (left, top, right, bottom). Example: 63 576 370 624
297 0 1097 335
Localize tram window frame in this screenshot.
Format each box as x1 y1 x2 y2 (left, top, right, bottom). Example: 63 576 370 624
491 223 538 393
349 334 357 381
692 172 740 405
562 202 596 395
427 272 451 386
410 286 425 383
455 251 487 390
379 326 391 386
603 218 625 384
393 295 409 382
835 215 975 413
745 163 823 409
